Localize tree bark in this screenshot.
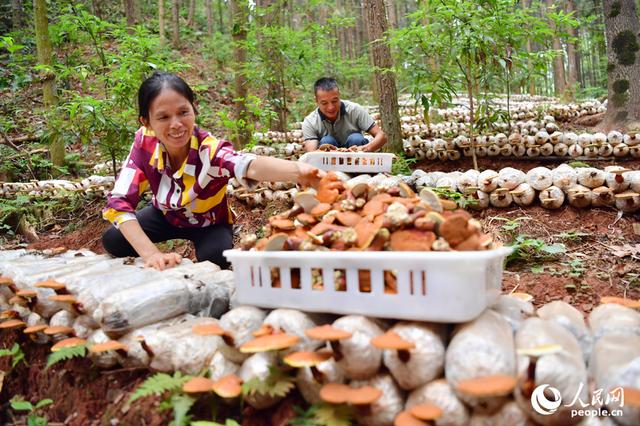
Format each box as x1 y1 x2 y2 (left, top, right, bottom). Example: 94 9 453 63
187 0 196 27
123 0 137 26
230 0 252 147
159 0 166 46
172 0 180 49
206 0 213 35
33 0 64 169
217 0 224 33
91 0 103 19
565 0 578 99
11 0 23 29
601 0 640 129
384 0 397 29
546 0 566 95
362 0 402 153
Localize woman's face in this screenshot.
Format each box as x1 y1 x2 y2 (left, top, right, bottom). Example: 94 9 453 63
142 88 195 154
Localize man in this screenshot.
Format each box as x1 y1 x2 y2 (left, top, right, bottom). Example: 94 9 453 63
302 77 387 152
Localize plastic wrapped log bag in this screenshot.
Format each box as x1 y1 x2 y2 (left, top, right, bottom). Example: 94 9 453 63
350 373 404 426
490 294 535 332
589 332 640 426
145 317 224 374
218 306 267 364
588 303 640 342
96 270 234 336
406 379 470 426
468 400 531 426
514 317 588 426
446 310 516 413
536 301 592 362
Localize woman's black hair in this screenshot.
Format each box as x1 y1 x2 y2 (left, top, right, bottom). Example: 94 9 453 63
138 71 198 120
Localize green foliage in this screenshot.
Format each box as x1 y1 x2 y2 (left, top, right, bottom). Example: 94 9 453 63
0 343 27 369
495 217 530 236
556 231 590 241
291 403 353 426
505 234 566 266
567 161 590 168
129 371 192 404
10 396 53 426
159 393 196 426
431 187 478 209
191 420 241 426
391 152 417 175
46 343 87 370
242 366 295 398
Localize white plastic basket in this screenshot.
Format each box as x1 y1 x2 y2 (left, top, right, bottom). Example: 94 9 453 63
223 247 512 323
298 152 394 173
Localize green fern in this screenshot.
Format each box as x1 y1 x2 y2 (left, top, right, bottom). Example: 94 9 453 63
161 393 195 426
241 366 295 398
45 344 87 370
129 371 191 404
291 403 352 426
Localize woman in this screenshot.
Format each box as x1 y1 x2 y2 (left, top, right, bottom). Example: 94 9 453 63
102 71 322 270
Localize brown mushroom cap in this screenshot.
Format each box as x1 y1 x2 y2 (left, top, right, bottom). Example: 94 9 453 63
239 333 300 353
16 289 37 298
48 294 77 303
621 387 640 407
335 211 362 227
311 203 332 217
319 383 352 404
419 188 443 213
24 324 48 334
409 404 444 421
390 229 436 251
305 324 352 341
44 326 75 336
600 296 640 309
8 296 27 306
509 292 534 303
51 337 86 352
0 319 26 329
270 218 296 231
0 310 19 320
192 323 228 336
182 377 215 394
35 279 66 290
264 233 289 251
349 385 383 405
283 351 332 368
372 331 415 351
252 324 274 337
212 374 243 398
89 341 128 354
0 276 14 286
394 411 428 426
456 375 517 397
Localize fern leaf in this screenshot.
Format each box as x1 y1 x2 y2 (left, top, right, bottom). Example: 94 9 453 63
314 404 352 426
129 372 191 404
46 344 87 370
241 366 295 398
168 393 195 426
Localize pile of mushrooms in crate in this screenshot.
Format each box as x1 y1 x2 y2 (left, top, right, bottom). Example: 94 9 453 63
240 171 497 256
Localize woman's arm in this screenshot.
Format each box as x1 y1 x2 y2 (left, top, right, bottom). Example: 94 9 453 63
245 156 325 188
118 220 182 270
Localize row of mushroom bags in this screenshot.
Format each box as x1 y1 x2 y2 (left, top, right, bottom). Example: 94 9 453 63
1 248 638 426
227 165 640 212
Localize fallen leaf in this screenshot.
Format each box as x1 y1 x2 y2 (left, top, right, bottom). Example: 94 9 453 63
633 223 640 236
610 244 640 258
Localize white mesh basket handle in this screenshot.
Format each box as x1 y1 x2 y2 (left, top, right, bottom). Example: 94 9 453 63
298 152 395 173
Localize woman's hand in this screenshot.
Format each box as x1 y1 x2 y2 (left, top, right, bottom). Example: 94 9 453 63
296 163 326 189
144 252 182 271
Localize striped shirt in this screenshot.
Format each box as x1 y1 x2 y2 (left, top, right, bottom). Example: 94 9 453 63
103 127 255 228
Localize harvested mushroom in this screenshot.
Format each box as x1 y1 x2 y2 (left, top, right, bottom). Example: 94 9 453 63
376 323 445 390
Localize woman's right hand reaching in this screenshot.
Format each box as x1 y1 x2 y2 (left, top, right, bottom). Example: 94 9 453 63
144 251 182 271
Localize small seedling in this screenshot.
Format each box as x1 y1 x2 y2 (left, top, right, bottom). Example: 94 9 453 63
505 234 566 266
0 343 27 370
431 187 478 209
556 231 590 242
10 396 53 426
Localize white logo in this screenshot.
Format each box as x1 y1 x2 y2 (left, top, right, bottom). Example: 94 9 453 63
531 384 563 415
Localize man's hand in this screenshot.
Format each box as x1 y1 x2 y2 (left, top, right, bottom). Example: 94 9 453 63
144 252 182 271
296 163 326 189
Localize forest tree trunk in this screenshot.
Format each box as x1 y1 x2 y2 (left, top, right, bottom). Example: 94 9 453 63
206 0 213 35
565 0 578 99
187 0 196 27
172 0 180 49
230 0 252 147
159 0 166 46
123 0 137 26
363 0 402 153
546 0 566 95
11 0 23 29
33 0 64 169
601 0 640 130
217 0 224 33
385 0 398 29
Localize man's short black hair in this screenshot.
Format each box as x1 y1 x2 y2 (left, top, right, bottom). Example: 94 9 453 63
314 77 339 95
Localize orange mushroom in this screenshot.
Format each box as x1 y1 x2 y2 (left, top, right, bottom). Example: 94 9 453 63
239 333 300 353
89 341 129 354
305 325 352 361
0 310 19 320
517 344 562 398
182 377 215 394
372 331 415 363
600 296 640 309
24 324 48 334
35 279 67 291
319 382 382 406
44 326 75 336
0 319 26 330
51 337 86 352
16 289 37 299
456 374 517 398
192 323 234 346
212 374 243 398
394 411 428 426
409 404 443 422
